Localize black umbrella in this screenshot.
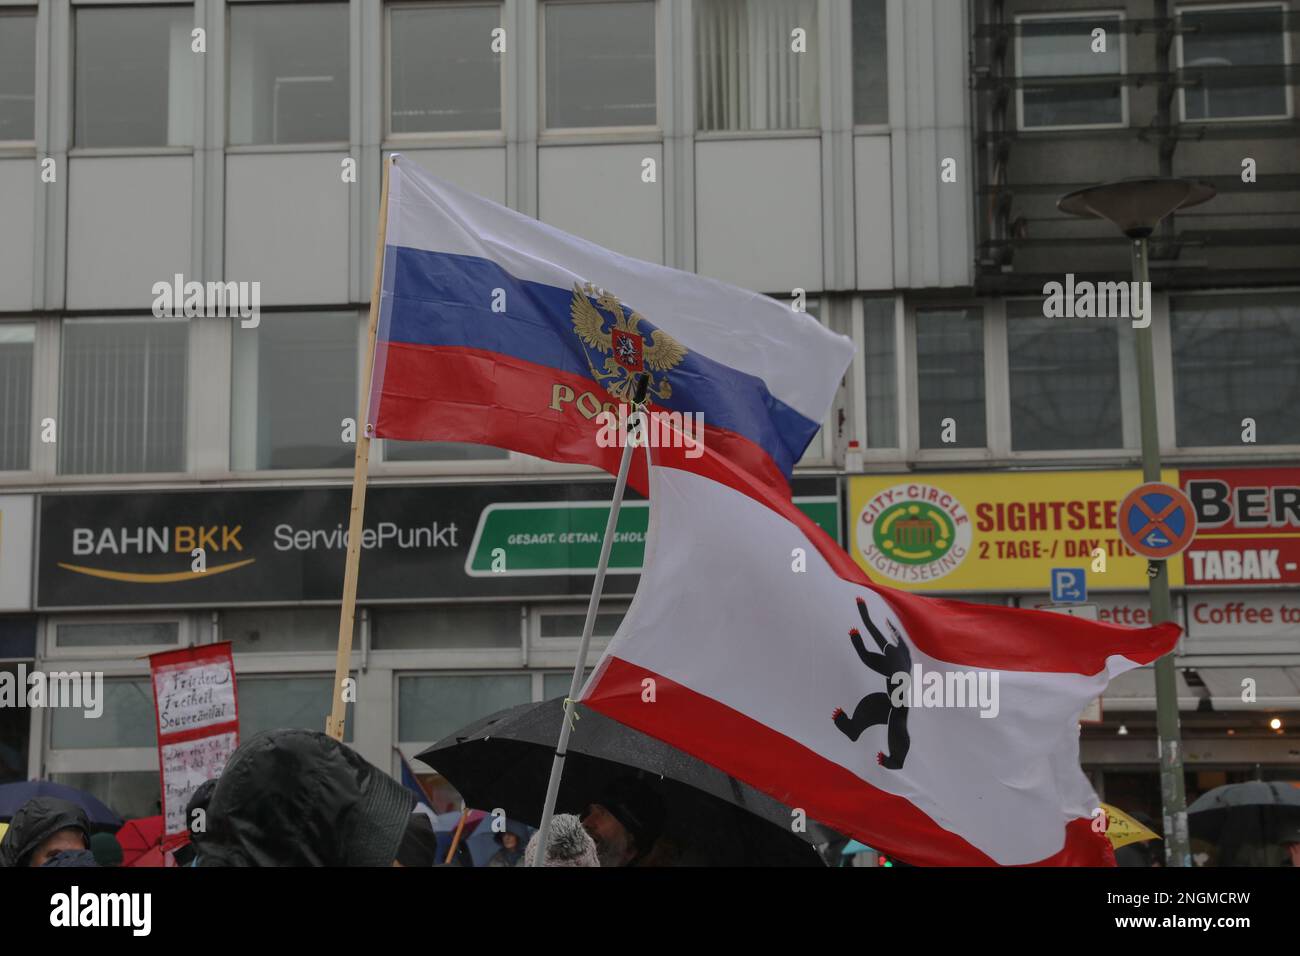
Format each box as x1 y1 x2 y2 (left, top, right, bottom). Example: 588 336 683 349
1187 781 1300 866
416 698 842 866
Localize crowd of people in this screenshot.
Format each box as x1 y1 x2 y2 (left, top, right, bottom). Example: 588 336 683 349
0 728 667 868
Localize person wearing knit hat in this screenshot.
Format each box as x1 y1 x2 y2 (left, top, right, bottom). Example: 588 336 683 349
580 776 666 868
523 814 599 867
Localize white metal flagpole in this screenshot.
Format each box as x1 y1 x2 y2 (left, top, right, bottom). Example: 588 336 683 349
530 374 649 866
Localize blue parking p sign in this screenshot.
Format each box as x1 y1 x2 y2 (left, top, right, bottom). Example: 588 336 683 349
1050 568 1087 603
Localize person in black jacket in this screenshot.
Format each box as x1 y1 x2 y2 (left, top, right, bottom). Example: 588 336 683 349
0 797 93 867
196 728 413 867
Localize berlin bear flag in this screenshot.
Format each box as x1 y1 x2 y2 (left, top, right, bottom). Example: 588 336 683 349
579 446 1181 866
366 157 852 495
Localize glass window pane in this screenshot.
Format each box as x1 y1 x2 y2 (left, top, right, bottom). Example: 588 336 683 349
59 320 188 475
230 313 357 471
1173 295 1300 446
538 606 625 639
916 308 986 449
543 669 592 701
372 606 520 650
389 3 501 133
696 0 819 131
50 678 157 749
0 664 31 782
385 440 509 462
0 324 33 471
74 5 195 148
545 0 656 129
222 608 351 653
56 622 180 648
1020 16 1123 128
228 2 349 145
237 675 352 741
51 771 161 820
863 298 897 448
1007 305 1123 451
1181 7 1287 120
0 10 37 142
852 0 887 125
398 674 530 742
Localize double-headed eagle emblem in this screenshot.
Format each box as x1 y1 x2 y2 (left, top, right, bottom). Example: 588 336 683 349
570 282 686 401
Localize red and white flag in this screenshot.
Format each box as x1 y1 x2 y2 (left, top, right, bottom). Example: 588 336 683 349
580 445 1179 866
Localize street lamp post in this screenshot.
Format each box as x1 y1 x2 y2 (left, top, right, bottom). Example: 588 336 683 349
1058 178 1215 868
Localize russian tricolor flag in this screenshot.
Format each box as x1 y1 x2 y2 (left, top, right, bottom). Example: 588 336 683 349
367 157 853 495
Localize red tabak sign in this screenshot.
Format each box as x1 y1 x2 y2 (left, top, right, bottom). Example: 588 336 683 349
148 643 239 838
1182 468 1300 587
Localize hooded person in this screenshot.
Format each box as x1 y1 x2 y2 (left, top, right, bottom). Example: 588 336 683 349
89 831 124 867
196 729 414 867
172 777 219 867
523 814 599 867
580 777 666 867
0 797 92 868
394 811 439 867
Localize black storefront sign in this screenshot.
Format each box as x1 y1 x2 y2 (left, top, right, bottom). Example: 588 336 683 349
37 477 838 609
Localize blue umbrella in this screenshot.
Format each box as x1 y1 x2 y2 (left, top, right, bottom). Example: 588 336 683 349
465 815 533 867
0 781 123 828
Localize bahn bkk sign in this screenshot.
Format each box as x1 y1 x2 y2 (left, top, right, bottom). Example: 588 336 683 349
37 480 838 608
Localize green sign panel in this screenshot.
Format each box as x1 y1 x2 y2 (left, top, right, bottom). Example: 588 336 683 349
466 497 839 576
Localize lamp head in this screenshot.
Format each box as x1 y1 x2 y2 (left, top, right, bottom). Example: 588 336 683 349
1058 177 1216 238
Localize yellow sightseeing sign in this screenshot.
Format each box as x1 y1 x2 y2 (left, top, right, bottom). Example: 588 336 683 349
847 470 1185 592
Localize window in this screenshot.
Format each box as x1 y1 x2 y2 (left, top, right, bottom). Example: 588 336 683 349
385 440 509 463
372 606 520 650
59 319 188 475
536 603 627 640
55 622 180 649
388 2 502 134
238 676 352 741
1179 4 1289 121
862 298 897 448
228 2 349 145
51 772 160 819
544 0 656 129
0 664 31 782
543 669 593 700
222 609 353 653
1017 13 1125 129
1007 302 1124 451
852 0 887 125
915 308 986 449
696 0 819 131
398 673 531 743
230 313 358 471
74 5 195 148
50 678 157 749
1172 295 1300 446
0 324 33 471
0 9 36 142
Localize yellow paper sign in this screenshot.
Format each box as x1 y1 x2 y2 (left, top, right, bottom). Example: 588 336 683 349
1100 803 1160 849
847 470 1185 592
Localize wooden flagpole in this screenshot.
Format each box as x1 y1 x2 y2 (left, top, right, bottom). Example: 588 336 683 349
326 153 395 742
